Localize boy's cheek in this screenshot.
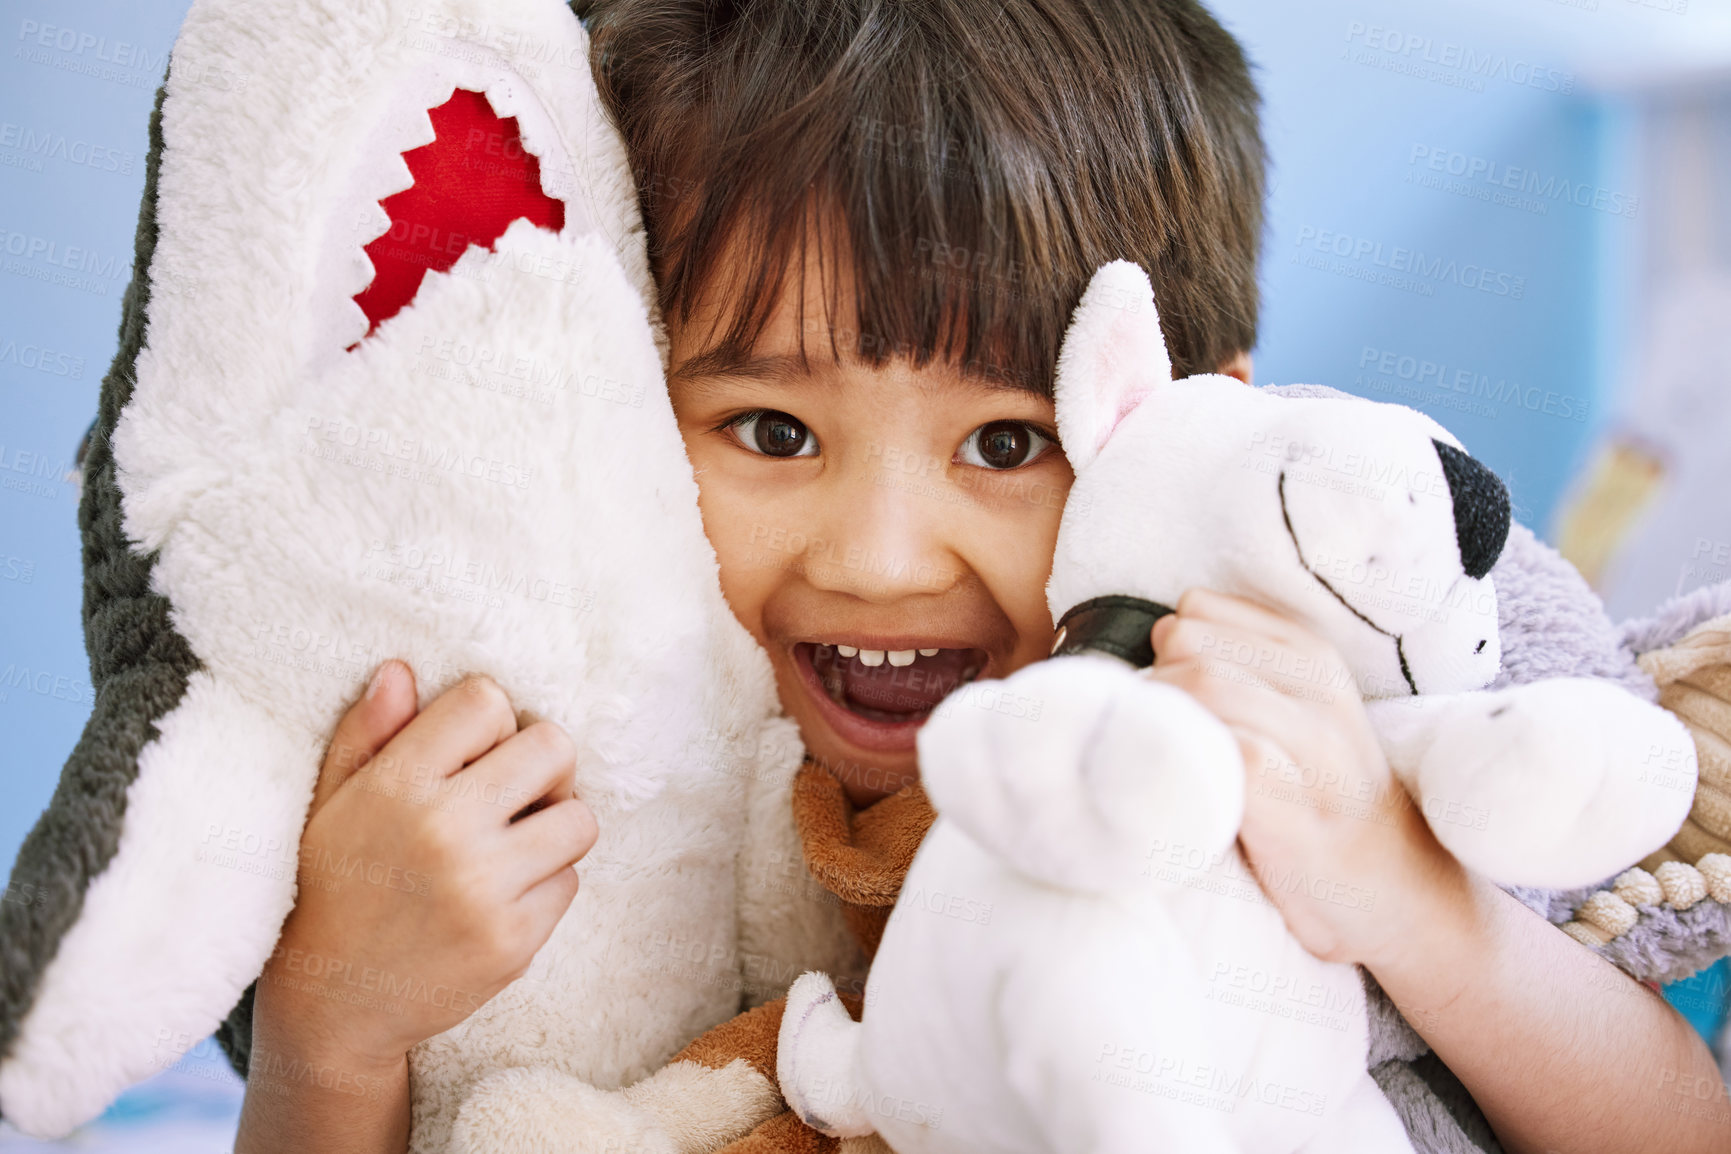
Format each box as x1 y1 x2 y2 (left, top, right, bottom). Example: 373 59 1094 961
707 532 782 643
676 465 783 640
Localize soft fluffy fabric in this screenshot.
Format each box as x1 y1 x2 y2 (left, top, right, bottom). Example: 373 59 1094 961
1356 522 1676 1153
734 743 871 1012
1506 588 1731 987
1247 390 1731 1154
671 761 921 1154
747 766 1492 1152
771 262 1695 1154
1622 583 1731 659
617 535 1729 1154
0 1 835 1147
664 758 1517 1154
791 767 935 960
1224 368 1720 1154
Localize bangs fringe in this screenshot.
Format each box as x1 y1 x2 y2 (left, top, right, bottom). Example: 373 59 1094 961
584 0 1265 395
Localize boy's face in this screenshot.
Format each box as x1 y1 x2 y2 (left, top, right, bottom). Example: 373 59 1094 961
665 244 1073 806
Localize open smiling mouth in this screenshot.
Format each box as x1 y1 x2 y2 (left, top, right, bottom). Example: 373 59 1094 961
793 643 987 733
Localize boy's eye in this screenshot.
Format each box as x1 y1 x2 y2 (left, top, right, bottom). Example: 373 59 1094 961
729 410 817 458
958 421 1052 470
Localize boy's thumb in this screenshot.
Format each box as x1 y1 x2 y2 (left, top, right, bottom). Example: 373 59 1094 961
310 658 418 816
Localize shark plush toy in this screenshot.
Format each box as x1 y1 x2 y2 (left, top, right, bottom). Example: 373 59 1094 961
774 261 1702 1154
0 1 860 1150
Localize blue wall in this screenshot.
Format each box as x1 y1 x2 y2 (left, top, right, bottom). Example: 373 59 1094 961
0 0 1645 891
1210 0 1627 533
2 0 195 879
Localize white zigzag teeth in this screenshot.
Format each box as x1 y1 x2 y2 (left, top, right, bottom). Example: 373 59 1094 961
483 78 520 120
353 202 392 249
335 297 371 349
333 249 375 308
355 75 452 212
339 73 467 320
482 74 572 210
424 77 459 120
336 56 574 334
376 152 415 200
402 107 438 152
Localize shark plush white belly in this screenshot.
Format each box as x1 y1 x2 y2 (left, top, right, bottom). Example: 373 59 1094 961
0 2 823 1150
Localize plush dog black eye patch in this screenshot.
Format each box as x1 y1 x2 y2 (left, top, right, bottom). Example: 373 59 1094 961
1434 439 1510 581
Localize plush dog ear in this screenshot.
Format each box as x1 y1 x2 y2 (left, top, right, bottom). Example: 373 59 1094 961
1053 260 1172 471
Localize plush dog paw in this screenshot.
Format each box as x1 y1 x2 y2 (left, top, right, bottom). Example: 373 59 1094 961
451 1066 678 1154
920 655 1243 891
778 971 875 1139
1377 679 1698 888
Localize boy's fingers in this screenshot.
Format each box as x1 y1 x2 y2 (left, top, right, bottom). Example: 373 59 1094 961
1147 652 1326 758
1152 615 1291 676
1150 611 1178 658
516 857 583 938
1153 615 1352 709
502 796 600 896
367 673 520 789
1174 588 1318 652
312 659 418 816
1233 728 1299 796
457 721 580 827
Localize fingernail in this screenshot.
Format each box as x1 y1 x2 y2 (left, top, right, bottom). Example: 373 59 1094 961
366 661 393 700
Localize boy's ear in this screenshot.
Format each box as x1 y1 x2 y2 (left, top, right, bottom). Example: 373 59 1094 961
1053 260 1172 472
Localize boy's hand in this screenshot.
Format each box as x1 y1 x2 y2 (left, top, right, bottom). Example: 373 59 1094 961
1144 589 1471 969
253 660 599 1082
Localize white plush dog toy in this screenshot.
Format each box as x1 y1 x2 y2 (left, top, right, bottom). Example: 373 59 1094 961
775 261 1699 1153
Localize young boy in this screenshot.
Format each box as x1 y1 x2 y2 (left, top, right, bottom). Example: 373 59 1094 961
236 1 1731 1151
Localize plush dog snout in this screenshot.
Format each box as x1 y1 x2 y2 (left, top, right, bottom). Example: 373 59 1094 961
1433 439 1510 580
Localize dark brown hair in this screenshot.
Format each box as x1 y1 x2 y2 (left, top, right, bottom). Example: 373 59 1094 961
576 0 1265 393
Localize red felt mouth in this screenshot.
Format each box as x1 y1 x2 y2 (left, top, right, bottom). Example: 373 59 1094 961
352 88 564 337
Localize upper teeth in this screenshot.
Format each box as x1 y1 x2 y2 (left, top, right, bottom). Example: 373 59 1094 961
826 644 942 666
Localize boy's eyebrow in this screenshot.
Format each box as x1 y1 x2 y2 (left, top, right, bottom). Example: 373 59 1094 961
668 348 1045 396
667 350 817 388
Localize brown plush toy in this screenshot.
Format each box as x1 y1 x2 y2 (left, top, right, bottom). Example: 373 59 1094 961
660 760 934 1154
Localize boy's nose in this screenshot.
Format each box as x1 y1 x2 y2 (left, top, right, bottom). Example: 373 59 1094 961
798 456 963 603
1433 439 1509 581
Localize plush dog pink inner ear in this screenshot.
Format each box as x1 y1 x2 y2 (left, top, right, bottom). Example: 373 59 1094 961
1054 260 1171 470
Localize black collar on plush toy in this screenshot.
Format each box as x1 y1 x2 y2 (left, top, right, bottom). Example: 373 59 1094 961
1051 595 1174 668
